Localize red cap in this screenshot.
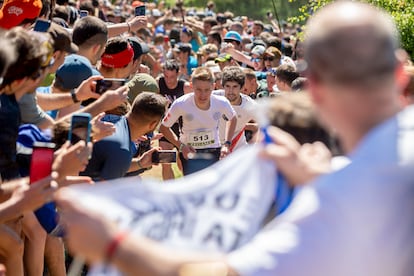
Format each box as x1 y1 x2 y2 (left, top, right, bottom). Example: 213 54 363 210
131 1 144 7
0 0 42 29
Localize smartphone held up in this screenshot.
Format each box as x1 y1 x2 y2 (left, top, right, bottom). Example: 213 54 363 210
68 113 92 145
30 142 56 184
135 5 146 16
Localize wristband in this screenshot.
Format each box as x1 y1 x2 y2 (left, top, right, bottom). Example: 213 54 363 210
105 231 129 263
224 140 231 147
71 90 80 103
179 143 186 152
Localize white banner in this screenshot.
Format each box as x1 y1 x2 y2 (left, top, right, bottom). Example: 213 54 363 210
68 145 277 275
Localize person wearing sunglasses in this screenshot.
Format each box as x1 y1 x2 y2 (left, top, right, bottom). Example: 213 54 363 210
263 46 282 71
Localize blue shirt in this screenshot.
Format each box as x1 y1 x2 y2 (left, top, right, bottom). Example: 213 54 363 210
81 116 136 180
187 56 198 76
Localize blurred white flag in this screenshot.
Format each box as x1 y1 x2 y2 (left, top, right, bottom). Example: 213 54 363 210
68 145 277 275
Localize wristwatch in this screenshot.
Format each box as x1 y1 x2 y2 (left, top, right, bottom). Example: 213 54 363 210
224 141 231 147
71 90 80 103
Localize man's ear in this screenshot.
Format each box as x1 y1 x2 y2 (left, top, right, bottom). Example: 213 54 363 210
148 119 159 132
307 75 323 105
92 43 104 56
53 50 63 60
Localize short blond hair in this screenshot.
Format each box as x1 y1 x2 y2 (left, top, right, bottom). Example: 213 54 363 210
191 67 214 83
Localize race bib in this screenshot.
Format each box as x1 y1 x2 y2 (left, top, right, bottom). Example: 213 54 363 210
188 130 215 147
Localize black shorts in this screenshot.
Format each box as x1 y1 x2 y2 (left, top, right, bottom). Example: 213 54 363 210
179 147 221 175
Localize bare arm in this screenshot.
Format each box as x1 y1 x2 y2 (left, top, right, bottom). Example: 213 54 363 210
221 115 237 158
0 177 57 223
225 115 237 143
159 124 195 159
37 85 100 112
221 45 255 68
107 16 147 37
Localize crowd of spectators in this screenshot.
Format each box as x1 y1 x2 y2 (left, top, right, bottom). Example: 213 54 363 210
0 0 413 275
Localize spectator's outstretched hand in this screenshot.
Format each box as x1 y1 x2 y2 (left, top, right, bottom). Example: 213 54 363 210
91 113 116 142
3 176 57 221
55 189 117 264
260 126 330 186
97 85 129 112
138 147 158 168
53 141 92 180
75 75 103 102
128 16 148 32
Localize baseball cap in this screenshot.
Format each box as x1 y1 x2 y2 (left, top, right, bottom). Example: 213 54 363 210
224 31 242 43
251 45 266 57
127 73 159 103
264 46 282 59
0 0 42 29
127 37 149 60
48 22 78 54
54 54 100 91
246 39 266 50
215 53 232 63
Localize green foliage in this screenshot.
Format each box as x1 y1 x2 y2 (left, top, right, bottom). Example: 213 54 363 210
289 0 414 59
165 0 309 21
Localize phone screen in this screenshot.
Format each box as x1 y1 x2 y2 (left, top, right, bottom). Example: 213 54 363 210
95 78 126 95
30 142 55 184
69 113 91 144
135 5 146 16
152 150 177 163
80 10 89 18
33 19 51 32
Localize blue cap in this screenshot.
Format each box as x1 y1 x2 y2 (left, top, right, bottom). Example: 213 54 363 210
54 54 100 91
224 31 242 43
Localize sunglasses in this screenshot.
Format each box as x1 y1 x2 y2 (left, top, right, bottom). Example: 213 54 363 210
251 57 262 63
263 56 275 61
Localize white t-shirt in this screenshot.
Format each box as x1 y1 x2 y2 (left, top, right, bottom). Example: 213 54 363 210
227 106 414 276
162 93 236 149
213 90 257 151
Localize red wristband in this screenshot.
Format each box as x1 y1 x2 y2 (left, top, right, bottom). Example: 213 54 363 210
105 231 129 262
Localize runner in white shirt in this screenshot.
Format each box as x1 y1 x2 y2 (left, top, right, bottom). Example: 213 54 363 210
213 66 257 152
160 67 237 175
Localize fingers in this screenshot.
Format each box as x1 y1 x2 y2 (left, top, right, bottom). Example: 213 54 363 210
85 75 104 84
54 188 78 211
266 126 301 150
92 112 105 122
30 175 54 190
152 133 164 140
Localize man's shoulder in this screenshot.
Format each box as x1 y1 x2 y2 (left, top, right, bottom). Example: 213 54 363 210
211 93 230 103
241 93 257 106
174 93 193 104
